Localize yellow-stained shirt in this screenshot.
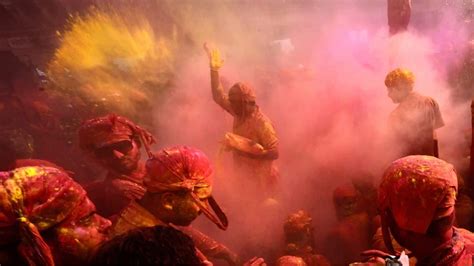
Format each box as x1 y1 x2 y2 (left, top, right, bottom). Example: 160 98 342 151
109 200 163 238
232 109 279 189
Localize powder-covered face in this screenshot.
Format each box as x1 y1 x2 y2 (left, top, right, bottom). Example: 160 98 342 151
229 92 245 116
228 83 256 117
387 83 412 103
162 188 210 226
95 139 141 173
334 195 361 219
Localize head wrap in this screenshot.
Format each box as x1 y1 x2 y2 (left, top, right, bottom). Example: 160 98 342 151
284 210 312 235
145 146 228 230
0 166 110 265
78 114 155 157
229 82 256 102
333 184 360 203
284 210 314 256
276 256 308 266
384 68 415 87
378 155 457 235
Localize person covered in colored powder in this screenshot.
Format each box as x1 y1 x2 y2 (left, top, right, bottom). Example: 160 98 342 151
283 210 330 266
110 146 240 265
0 166 110 266
78 114 155 219
204 43 280 199
387 0 411 35
385 68 444 157
324 184 371 265
364 155 474 265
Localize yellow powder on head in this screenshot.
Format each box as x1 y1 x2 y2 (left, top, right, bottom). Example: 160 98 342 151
384 68 415 87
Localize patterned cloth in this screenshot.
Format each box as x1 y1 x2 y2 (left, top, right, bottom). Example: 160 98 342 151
417 228 474 266
0 166 110 264
78 114 154 152
145 146 227 230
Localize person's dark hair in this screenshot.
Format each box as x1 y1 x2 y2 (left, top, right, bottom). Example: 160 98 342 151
89 226 201 266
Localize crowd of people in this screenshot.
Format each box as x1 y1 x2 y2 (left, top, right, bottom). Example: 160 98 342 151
0 1 473 265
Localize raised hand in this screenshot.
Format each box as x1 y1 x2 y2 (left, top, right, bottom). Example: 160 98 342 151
203 42 224 70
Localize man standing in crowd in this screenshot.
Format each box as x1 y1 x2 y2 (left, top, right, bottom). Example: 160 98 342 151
385 68 444 157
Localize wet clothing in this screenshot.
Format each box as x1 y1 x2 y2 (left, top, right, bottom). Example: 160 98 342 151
389 92 444 157
0 166 110 265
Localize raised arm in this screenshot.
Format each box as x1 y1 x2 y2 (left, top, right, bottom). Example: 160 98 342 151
204 43 233 114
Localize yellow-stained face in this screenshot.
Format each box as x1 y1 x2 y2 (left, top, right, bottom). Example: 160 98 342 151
163 191 202 226
193 183 212 199
161 184 211 226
